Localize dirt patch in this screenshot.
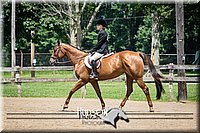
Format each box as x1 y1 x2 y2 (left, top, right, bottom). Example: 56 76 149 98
2 97 199 132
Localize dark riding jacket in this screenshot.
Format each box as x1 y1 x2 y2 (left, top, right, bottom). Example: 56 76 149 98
92 29 109 55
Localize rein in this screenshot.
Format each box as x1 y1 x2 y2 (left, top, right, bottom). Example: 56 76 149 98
56 56 86 64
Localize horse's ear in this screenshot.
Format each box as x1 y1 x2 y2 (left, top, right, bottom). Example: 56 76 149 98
57 39 60 46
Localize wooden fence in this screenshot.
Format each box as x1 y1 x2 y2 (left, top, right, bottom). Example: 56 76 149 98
1 64 199 100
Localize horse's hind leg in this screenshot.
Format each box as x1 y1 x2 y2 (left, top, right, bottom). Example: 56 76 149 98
63 79 86 110
90 81 105 110
119 74 133 108
136 78 154 112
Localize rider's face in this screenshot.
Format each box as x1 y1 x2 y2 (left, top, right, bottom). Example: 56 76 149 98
96 24 103 31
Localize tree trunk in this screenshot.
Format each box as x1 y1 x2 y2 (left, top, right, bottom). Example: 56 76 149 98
75 0 81 48
68 0 76 47
145 12 161 77
151 12 160 66
85 2 102 32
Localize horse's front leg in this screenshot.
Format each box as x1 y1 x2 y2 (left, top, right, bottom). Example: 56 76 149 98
63 79 86 110
90 81 105 110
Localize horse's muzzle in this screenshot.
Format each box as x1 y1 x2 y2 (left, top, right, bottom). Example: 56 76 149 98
49 58 58 66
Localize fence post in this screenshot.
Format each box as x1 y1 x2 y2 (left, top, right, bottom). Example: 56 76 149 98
176 2 187 101
31 30 35 77
168 63 174 101
20 50 23 74
15 66 22 97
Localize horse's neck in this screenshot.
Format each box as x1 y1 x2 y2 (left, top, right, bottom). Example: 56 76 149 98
62 44 87 65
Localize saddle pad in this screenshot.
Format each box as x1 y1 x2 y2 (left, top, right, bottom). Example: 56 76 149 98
84 52 114 69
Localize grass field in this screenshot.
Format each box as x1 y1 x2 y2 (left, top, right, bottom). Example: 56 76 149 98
2 81 199 102
2 70 199 102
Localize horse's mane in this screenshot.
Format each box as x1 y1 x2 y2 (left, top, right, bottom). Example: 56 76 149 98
61 43 87 54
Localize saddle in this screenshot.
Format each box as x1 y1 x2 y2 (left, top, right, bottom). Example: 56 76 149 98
84 52 114 69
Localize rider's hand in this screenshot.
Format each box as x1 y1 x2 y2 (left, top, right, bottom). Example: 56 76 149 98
89 49 95 54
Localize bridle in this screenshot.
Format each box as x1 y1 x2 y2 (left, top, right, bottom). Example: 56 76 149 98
50 45 86 64
50 46 65 60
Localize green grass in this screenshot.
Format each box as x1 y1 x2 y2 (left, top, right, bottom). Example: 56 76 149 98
2 70 199 102
2 81 199 102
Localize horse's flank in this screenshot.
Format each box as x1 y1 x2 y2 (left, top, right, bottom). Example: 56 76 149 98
97 51 144 81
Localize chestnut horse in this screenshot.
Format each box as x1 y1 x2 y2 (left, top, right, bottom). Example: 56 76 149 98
49 41 164 112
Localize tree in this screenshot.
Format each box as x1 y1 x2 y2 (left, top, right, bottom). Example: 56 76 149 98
135 4 176 64
2 2 199 66
184 4 200 64
40 0 103 48
151 11 160 66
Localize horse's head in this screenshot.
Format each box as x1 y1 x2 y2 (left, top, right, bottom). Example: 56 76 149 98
49 40 66 65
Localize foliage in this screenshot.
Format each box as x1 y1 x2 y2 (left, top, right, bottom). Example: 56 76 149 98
184 4 200 54
135 15 152 53
2 2 199 66
3 2 69 54
135 4 176 54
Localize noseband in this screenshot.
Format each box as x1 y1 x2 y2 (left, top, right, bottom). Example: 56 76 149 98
50 56 58 60
50 46 65 60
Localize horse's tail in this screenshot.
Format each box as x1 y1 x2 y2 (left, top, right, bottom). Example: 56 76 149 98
139 53 164 100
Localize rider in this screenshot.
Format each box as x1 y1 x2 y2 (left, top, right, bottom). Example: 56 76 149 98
89 18 109 80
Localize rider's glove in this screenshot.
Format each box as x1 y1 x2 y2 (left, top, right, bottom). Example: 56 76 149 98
89 49 95 54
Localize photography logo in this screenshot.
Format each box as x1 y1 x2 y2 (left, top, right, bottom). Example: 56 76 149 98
77 107 129 128
77 108 106 125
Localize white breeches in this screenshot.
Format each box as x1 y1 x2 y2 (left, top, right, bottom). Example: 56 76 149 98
90 52 104 61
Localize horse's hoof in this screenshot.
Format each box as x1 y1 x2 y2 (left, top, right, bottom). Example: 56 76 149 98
149 107 154 112
119 105 123 109
62 104 68 111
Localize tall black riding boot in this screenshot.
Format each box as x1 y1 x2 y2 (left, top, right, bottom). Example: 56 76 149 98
90 60 98 80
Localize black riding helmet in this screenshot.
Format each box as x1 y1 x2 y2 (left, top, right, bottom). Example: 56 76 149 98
96 18 107 27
